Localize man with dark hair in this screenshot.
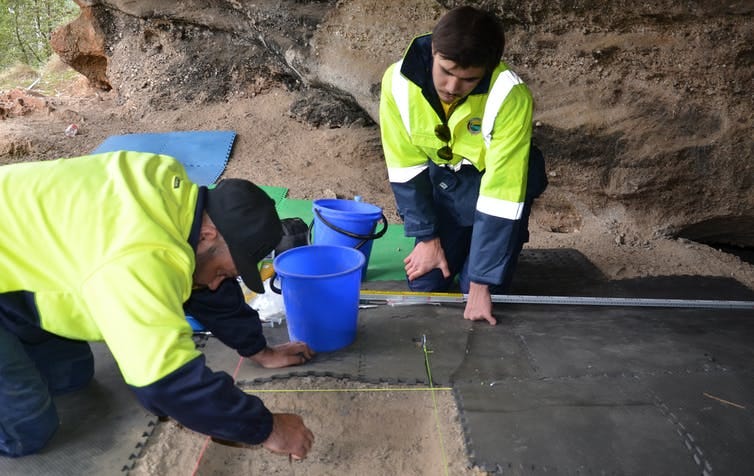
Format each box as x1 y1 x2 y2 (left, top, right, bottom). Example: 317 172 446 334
0 151 315 459
379 6 548 325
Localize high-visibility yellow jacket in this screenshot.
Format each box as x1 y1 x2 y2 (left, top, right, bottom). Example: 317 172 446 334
380 33 534 285
0 151 272 444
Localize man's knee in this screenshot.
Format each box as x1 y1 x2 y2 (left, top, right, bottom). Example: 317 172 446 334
0 322 63 457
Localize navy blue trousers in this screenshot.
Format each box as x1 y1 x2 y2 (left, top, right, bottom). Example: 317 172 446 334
0 309 93 457
408 146 547 294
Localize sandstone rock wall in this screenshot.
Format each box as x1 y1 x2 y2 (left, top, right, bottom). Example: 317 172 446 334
52 0 754 247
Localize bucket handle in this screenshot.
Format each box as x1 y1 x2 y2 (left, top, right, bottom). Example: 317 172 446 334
271 209 387 295
269 274 282 294
309 208 388 250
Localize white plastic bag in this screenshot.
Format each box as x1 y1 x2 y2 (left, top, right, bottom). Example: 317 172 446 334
248 277 286 325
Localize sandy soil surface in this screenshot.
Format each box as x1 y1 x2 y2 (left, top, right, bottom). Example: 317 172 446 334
2 76 753 475
129 377 481 476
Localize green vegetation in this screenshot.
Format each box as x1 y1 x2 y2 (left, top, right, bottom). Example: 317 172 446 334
0 54 82 93
0 0 79 69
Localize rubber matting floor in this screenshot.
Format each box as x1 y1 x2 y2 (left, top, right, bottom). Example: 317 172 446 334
0 343 156 475
4 248 754 475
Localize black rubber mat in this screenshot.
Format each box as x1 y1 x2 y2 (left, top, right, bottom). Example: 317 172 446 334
7 248 753 475
362 247 608 295
0 344 156 475
203 304 472 386
454 304 754 474
510 248 608 295
600 274 754 300
215 248 754 474
203 284 754 474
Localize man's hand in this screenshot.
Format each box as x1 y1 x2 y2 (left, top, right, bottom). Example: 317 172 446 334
263 413 314 460
404 237 451 281
249 342 315 369
464 281 496 325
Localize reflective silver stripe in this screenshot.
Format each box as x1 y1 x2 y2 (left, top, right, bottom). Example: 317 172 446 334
392 60 411 135
389 61 425 183
476 194 523 220
387 164 429 183
443 159 474 172
481 69 523 147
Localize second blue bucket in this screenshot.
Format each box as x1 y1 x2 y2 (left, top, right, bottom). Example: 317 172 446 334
273 245 365 352
311 198 387 280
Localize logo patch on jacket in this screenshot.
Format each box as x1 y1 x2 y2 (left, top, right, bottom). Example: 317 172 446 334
467 117 482 134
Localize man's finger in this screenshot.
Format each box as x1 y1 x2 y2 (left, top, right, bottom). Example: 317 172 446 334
291 437 312 460
296 344 315 360
465 313 497 326
286 341 314 358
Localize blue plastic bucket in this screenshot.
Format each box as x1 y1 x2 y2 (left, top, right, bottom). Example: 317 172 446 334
273 245 365 352
311 199 387 280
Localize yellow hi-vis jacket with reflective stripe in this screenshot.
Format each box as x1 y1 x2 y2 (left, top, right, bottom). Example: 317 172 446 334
379 33 533 285
0 151 275 445
0 151 200 386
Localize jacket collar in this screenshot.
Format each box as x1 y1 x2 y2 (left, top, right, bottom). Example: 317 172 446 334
399 34 493 120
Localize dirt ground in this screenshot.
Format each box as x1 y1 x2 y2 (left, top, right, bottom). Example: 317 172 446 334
1 72 753 475
129 377 481 476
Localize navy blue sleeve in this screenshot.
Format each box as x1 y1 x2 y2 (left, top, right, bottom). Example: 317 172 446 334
184 278 267 357
468 211 520 285
131 354 273 444
391 167 438 239
468 145 547 285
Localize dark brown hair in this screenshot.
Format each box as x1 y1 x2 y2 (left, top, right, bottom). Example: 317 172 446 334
431 6 505 73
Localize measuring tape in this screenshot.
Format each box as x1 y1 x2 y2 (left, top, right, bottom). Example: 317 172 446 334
359 290 754 310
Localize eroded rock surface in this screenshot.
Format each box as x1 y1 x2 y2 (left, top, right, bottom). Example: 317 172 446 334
52 0 754 247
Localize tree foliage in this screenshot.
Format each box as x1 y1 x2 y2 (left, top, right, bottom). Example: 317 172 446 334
0 0 78 69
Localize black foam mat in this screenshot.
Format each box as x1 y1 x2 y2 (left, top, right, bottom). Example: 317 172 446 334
510 248 607 295
6 248 753 475
201 276 754 474
600 274 754 300
456 378 702 474
362 247 608 295
203 304 472 386
454 305 754 474
0 344 155 475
